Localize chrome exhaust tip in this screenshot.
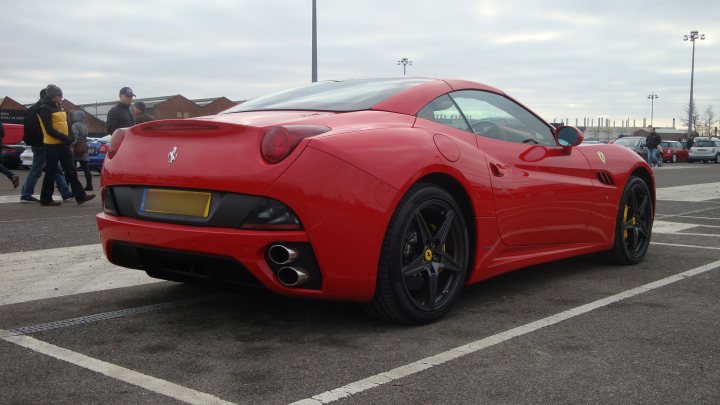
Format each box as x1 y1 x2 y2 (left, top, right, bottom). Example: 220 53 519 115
268 244 299 265
277 267 310 287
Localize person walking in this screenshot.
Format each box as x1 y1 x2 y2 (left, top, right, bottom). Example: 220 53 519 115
133 101 155 124
69 111 93 191
106 87 136 134
0 119 20 188
37 84 95 206
19 88 74 203
645 128 662 167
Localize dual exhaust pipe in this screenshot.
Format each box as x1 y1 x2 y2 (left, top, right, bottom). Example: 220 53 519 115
268 244 310 287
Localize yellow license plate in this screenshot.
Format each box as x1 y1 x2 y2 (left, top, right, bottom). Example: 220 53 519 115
141 189 211 218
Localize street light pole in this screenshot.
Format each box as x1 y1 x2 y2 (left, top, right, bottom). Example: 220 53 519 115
683 30 705 137
397 57 412 76
647 92 658 126
311 0 317 82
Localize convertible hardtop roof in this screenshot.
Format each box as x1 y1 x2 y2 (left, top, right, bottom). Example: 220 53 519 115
223 77 507 116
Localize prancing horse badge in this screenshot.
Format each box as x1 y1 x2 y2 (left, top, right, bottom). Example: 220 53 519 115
596 151 606 164
168 146 178 165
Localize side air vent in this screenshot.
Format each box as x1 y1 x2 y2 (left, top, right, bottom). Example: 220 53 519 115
596 171 615 186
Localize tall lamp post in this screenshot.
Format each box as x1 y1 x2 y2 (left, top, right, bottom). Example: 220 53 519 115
397 57 412 76
311 0 317 82
683 30 705 137
647 92 658 126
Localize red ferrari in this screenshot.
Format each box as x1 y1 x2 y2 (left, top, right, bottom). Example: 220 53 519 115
96 78 655 324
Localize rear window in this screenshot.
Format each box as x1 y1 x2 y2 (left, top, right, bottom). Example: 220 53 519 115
224 78 434 113
694 141 718 147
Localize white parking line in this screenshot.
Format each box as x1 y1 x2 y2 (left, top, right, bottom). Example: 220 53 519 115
651 242 720 251
656 182 720 202
0 244 160 306
291 258 720 405
0 332 236 405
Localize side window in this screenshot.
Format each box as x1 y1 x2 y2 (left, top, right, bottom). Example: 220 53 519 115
416 95 471 132
450 90 555 145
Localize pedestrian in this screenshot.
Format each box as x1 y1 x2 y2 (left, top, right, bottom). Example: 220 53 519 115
69 111 93 191
106 86 136 134
645 128 661 167
19 88 75 203
133 101 155 124
686 136 694 150
0 119 20 188
37 84 95 206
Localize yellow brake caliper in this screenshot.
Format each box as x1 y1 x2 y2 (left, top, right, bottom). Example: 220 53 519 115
623 204 636 240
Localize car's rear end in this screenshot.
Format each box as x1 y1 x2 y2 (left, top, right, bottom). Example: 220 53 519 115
688 140 720 163
88 137 110 172
1 123 25 169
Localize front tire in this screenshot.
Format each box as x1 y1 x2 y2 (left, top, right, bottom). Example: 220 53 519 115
366 183 469 324
606 176 653 264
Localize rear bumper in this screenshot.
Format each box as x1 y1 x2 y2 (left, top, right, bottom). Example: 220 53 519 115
96 212 374 300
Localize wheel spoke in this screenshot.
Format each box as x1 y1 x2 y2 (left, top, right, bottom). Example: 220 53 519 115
434 251 463 274
434 210 455 245
414 211 433 246
401 255 427 278
426 269 439 309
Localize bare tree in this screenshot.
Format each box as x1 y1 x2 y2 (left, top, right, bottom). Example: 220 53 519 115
679 103 701 136
697 105 717 137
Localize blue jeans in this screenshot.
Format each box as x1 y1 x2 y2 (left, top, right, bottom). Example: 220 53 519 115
20 145 72 199
0 161 14 179
646 148 659 166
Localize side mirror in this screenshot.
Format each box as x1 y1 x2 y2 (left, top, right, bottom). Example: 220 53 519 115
555 126 584 150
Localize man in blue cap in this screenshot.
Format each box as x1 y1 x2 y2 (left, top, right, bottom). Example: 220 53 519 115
106 86 136 134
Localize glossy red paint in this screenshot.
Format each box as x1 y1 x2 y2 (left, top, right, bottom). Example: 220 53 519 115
96 77 655 315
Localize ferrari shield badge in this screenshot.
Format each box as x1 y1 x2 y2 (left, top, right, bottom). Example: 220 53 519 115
168 146 178 165
596 151 606 164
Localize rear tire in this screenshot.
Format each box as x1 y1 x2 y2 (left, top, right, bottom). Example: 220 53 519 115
606 176 653 265
365 183 469 324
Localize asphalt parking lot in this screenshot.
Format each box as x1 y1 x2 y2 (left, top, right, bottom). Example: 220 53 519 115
1 164 719 404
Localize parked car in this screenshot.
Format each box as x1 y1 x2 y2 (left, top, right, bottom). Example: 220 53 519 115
612 136 646 156
659 141 688 163
688 139 720 163
1 123 24 169
20 145 33 169
88 135 111 173
96 77 655 324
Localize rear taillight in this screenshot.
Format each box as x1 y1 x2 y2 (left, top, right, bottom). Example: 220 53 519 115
260 125 330 164
107 128 127 159
99 144 109 154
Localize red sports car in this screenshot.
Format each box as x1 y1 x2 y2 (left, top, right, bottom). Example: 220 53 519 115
96 77 655 324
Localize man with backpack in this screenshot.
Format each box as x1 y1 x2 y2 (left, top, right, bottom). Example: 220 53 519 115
37 84 95 206
19 88 74 203
645 128 662 167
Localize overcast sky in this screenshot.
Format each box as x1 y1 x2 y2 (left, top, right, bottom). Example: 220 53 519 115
1 0 718 128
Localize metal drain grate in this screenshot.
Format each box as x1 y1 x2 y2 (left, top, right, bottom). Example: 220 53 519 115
6 295 216 336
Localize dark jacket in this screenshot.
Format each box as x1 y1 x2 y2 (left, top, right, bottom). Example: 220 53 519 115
646 132 661 149
106 102 135 134
38 98 71 145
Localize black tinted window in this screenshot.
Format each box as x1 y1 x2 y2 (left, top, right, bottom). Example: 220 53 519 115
224 78 434 113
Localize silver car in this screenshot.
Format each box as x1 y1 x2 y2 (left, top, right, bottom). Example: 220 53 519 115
688 139 720 163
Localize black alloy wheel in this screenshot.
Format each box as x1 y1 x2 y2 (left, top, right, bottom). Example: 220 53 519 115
606 176 653 264
366 184 469 324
